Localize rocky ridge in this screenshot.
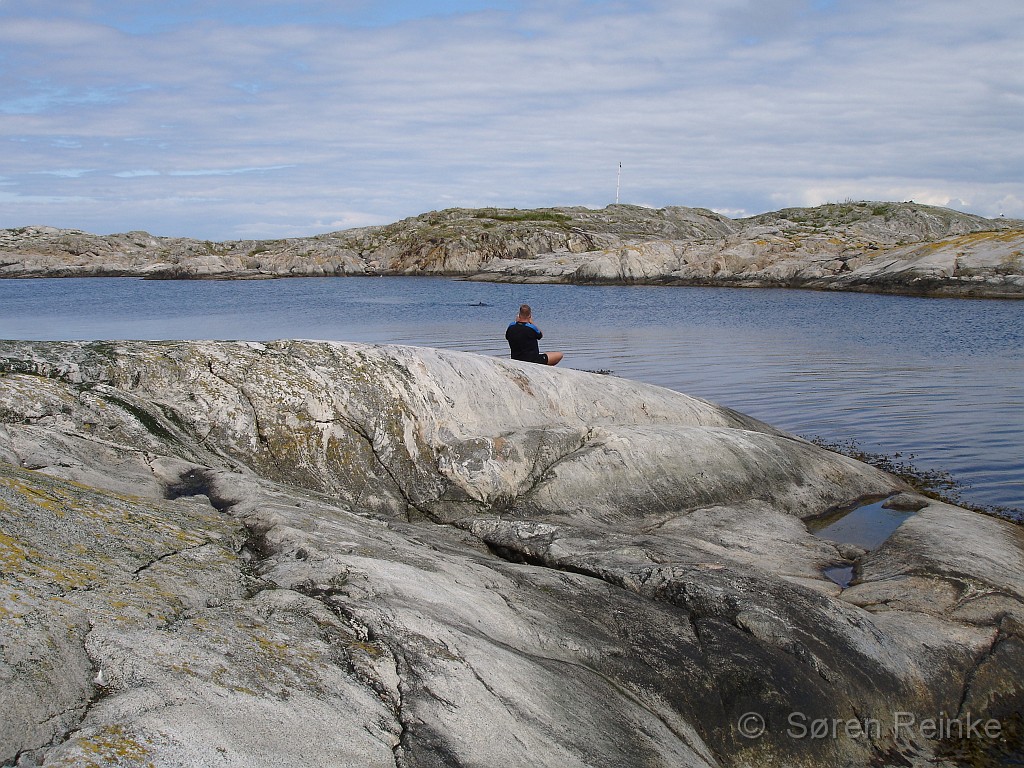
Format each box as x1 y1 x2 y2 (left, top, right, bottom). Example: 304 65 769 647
1 340 1022 767
2 201 1022 297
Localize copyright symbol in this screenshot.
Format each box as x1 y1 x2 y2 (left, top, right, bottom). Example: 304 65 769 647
737 712 766 739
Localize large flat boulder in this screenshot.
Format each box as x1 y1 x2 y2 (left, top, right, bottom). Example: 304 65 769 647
1 340 1021 767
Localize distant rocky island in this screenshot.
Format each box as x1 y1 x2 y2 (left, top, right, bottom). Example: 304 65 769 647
2 201 1022 298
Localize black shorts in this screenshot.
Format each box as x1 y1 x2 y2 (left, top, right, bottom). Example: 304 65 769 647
511 353 548 365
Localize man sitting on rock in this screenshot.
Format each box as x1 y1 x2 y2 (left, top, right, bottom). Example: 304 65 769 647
505 304 563 366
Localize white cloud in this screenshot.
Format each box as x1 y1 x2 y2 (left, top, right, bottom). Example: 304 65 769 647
1 0 1021 238
168 165 296 177
33 169 96 178
113 169 161 178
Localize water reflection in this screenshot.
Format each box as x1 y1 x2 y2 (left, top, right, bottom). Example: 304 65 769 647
823 565 855 589
809 500 916 550
812 499 920 588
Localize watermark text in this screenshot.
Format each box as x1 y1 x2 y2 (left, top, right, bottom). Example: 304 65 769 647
737 711 1003 742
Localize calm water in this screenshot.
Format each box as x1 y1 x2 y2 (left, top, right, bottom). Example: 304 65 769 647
1 277 1021 515
811 500 917 550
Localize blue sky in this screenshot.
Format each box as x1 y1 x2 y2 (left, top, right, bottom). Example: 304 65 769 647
2 0 1022 239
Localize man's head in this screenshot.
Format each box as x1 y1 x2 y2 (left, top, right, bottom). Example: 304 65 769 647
518 304 532 321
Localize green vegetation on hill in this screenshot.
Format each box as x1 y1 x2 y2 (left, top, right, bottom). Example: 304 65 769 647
472 209 573 224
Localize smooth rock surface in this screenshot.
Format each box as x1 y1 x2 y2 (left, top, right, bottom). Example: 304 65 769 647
1 340 1021 767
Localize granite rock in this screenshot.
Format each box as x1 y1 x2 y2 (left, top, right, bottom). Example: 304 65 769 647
1 340 1021 767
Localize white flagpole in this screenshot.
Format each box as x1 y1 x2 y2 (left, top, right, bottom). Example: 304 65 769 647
615 162 621 205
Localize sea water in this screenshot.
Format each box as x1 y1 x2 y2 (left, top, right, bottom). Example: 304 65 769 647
1 276 1021 515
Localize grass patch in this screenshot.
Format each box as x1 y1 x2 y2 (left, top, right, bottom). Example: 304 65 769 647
474 209 572 224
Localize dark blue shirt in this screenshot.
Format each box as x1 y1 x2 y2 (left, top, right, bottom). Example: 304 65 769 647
506 321 544 363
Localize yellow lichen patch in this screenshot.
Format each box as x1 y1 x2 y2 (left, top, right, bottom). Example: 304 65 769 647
169 661 201 678
40 559 101 590
916 229 1024 252
0 465 240 621
3 465 220 541
960 228 1024 243
44 724 158 768
54 475 152 504
0 529 29 570
349 640 386 658
0 584 30 620
0 476 64 512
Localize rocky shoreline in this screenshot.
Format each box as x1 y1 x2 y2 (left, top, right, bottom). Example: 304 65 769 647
2 340 1022 766
2 201 1022 298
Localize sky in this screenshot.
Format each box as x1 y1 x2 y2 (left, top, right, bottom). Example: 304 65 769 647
1 0 1022 240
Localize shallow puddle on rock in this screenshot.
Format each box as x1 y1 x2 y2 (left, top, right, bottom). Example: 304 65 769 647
810 499 918 587
809 499 916 550
823 565 855 588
